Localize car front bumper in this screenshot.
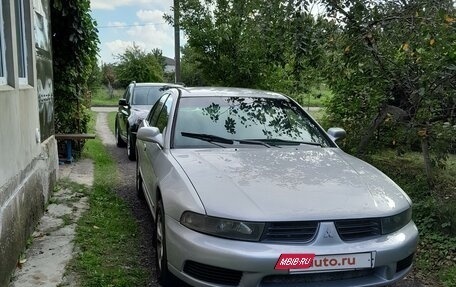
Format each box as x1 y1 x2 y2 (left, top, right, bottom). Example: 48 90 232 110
165 216 419 287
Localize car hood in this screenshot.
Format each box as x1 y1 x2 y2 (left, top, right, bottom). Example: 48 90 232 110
171 147 411 221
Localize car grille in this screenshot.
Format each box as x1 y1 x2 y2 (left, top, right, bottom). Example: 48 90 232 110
334 218 382 241
183 260 242 286
261 269 374 286
261 221 319 243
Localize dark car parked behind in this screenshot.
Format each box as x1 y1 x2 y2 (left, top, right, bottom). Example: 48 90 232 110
115 82 181 160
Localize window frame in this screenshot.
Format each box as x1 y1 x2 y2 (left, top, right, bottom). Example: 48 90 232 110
15 0 28 84
155 96 174 133
147 94 170 126
0 2 7 85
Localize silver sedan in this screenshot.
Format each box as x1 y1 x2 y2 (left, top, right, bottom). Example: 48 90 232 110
136 87 418 287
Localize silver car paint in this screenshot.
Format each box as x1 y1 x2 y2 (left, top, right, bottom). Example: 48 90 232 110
136 88 418 287
138 111 206 222
170 147 410 221
166 216 418 287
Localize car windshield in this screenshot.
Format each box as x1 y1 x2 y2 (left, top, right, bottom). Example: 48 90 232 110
132 86 163 105
173 96 333 148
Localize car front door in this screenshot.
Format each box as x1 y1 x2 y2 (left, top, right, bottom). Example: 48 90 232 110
140 94 172 209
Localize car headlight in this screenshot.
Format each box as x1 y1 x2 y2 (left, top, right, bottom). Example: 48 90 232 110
180 211 265 241
381 208 412 234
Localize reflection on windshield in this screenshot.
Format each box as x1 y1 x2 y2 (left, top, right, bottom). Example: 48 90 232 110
173 97 331 148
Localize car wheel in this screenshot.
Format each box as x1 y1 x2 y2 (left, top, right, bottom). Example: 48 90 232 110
135 155 145 199
155 200 173 286
115 119 126 147
127 130 136 161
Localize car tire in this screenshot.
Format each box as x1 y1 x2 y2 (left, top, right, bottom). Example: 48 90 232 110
135 155 145 200
155 200 173 286
115 119 126 147
127 130 136 161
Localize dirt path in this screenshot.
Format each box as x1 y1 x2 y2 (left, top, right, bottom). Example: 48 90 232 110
96 112 160 286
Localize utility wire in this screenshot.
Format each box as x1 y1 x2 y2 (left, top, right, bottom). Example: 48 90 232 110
97 22 167 29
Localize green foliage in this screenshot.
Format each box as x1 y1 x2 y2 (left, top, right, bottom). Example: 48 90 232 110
87 63 102 91
320 0 456 166
368 151 456 284
101 63 120 88
180 45 208 86
441 265 456 287
51 0 99 138
170 0 328 93
115 44 164 87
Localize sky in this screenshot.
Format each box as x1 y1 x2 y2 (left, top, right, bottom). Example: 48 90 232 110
90 0 184 64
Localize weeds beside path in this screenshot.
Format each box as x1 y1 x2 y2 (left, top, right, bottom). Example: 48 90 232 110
66 112 152 286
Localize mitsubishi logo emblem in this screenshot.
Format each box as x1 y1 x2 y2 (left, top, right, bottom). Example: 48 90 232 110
324 228 334 238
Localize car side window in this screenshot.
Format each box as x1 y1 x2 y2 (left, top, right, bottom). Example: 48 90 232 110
148 94 169 126
126 86 132 103
156 96 174 133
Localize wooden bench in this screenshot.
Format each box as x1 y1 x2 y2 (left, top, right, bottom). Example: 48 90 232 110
55 133 96 162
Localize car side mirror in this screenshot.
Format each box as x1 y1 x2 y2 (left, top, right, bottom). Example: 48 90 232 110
327 127 346 141
137 127 163 147
118 99 128 106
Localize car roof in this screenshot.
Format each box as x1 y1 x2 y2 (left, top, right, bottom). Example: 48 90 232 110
131 82 183 87
177 87 288 99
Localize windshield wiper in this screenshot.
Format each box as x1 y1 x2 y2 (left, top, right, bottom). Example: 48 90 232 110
181 132 272 148
181 132 232 147
237 139 272 148
247 138 322 147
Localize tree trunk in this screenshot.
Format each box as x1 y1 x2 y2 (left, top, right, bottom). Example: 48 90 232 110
357 105 389 156
357 104 408 156
108 81 113 99
420 136 434 190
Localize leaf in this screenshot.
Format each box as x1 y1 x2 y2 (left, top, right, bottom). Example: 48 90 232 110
444 15 455 23
417 129 427 137
402 42 410 51
429 38 435 46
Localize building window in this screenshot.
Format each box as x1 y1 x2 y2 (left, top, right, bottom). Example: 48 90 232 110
0 2 6 85
15 0 27 83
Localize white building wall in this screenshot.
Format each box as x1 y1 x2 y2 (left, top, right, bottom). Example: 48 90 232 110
0 0 57 285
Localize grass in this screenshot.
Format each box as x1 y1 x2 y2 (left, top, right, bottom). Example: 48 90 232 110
107 112 116 135
91 87 124 106
297 84 333 107
366 151 456 286
67 111 148 286
306 108 326 122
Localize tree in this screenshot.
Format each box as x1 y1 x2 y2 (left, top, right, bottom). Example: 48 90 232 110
87 63 102 91
168 0 290 87
101 63 117 98
115 44 164 87
51 0 99 135
180 45 207 86
170 0 330 97
319 0 455 187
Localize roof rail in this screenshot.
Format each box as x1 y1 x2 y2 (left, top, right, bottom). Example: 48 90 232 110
160 85 178 91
